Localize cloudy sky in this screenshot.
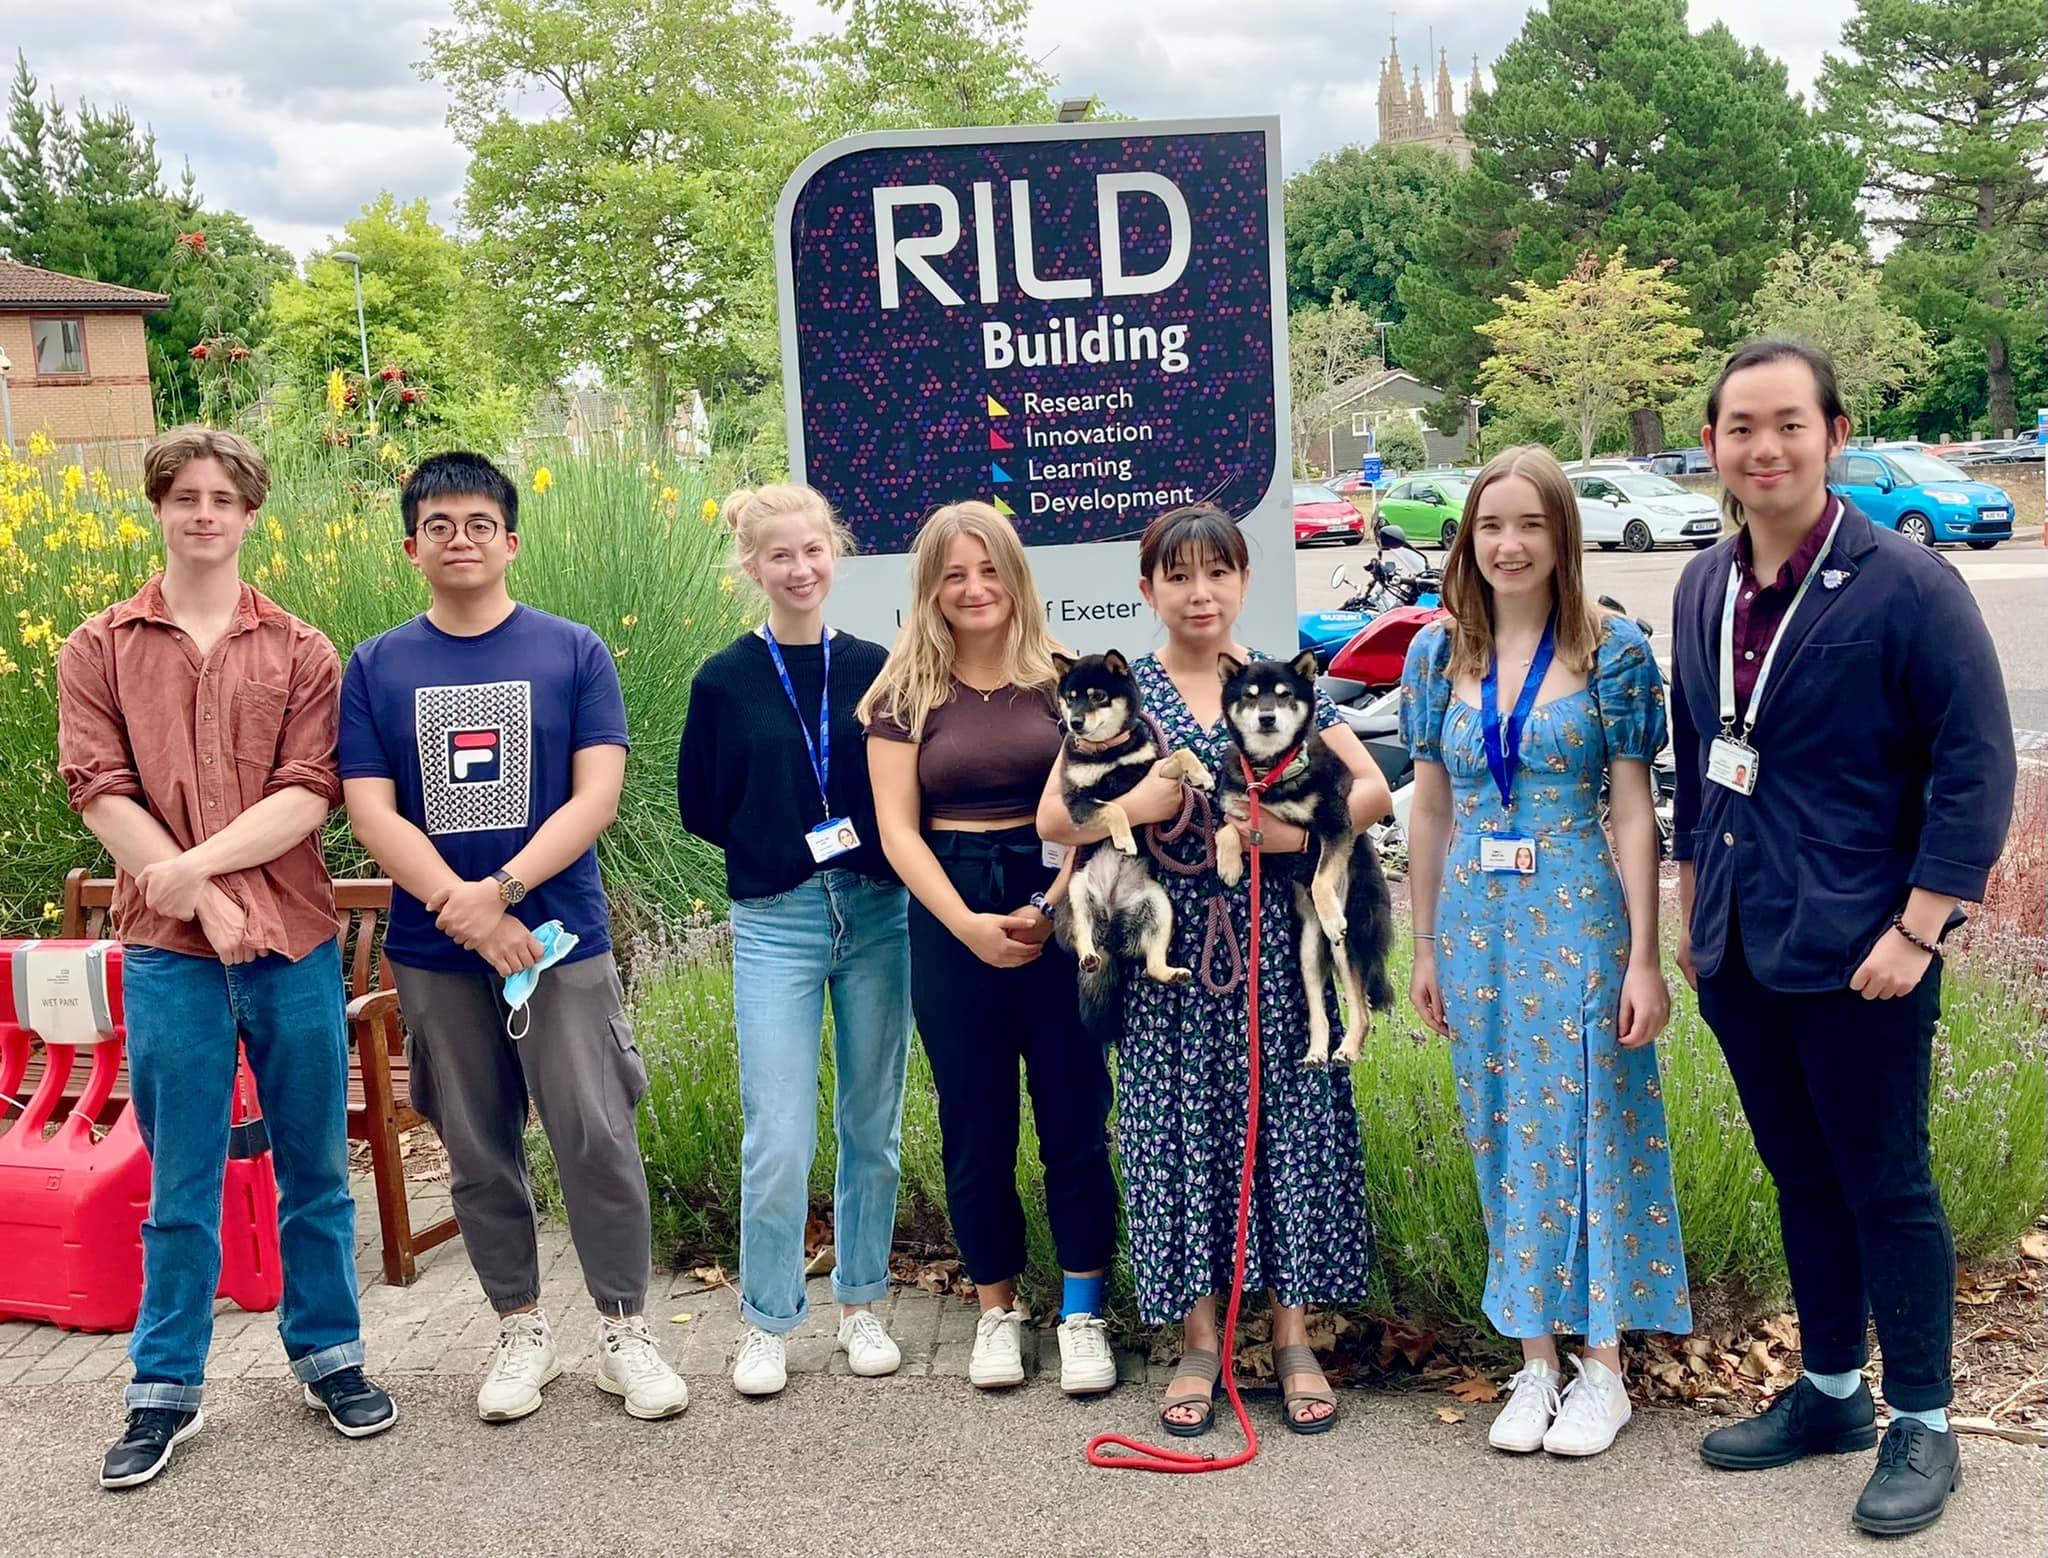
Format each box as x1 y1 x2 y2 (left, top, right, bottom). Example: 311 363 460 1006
8 0 1859 261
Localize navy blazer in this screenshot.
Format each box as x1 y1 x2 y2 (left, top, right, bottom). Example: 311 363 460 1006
1671 501 2015 992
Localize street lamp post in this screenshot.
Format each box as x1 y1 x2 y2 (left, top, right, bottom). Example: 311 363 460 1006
330 250 372 385
1469 395 1487 460
0 345 13 453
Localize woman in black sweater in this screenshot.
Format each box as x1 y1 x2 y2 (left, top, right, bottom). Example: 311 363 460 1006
678 484 910 1399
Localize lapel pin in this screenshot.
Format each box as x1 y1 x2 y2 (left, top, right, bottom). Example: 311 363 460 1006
1821 568 1848 590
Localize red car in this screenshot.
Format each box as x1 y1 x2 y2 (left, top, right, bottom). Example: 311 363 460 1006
1293 481 1365 547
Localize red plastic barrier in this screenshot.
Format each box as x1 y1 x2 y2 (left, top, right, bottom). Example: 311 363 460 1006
0 939 283 1333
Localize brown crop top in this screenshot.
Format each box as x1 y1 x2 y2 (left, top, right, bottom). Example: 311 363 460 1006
866 680 1063 822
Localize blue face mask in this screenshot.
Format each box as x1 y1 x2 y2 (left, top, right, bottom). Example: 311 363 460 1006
504 919 580 1039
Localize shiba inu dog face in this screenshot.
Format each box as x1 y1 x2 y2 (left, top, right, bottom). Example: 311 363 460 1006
1219 650 1320 762
1053 650 1141 745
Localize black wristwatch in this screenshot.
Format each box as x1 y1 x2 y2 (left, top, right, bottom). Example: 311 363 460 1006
492 869 528 906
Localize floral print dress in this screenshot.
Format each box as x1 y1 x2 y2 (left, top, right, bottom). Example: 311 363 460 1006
1115 652 1375 1327
1400 616 1691 1345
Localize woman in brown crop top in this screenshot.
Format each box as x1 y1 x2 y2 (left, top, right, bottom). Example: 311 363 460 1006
860 501 1121 1400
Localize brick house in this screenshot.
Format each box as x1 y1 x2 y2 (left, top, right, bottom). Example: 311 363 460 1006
0 260 168 457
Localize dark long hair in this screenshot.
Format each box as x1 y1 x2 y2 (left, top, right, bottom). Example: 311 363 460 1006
1705 337 1849 526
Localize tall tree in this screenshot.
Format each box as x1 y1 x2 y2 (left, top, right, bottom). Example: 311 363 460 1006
1476 249 1701 465
1288 295 1385 476
1283 143 1458 321
1739 238 1929 430
0 52 62 267
803 0 1059 133
1395 0 1860 407
1821 0 2048 435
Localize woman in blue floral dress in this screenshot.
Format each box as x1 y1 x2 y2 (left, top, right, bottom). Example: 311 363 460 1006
1401 446 1689 1461
1038 505 1392 1437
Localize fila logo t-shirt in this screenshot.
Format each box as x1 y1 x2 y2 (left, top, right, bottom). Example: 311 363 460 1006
339 605 629 972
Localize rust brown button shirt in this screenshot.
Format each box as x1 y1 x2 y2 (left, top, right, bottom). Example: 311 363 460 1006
56 576 344 961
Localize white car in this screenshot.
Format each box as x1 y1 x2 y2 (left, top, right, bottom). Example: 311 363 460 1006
1569 470 1724 551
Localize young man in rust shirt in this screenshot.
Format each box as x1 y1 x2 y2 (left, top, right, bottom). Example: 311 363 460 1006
57 427 396 1490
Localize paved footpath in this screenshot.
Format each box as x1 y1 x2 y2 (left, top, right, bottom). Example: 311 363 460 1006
2 1180 2042 1557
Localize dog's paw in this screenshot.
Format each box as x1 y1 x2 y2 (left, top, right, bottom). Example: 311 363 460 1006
1333 1040 1361 1067
1215 855 1244 888
1181 758 1214 792
1156 964 1193 986
1112 831 1139 857
1299 1050 1330 1070
1079 952 1102 974
1318 911 1348 943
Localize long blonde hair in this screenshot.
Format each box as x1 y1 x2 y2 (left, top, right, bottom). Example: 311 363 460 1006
856 501 1063 737
1440 445 1602 679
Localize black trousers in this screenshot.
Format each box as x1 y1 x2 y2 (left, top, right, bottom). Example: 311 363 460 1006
908 826 1117 1285
1698 917 1954 1411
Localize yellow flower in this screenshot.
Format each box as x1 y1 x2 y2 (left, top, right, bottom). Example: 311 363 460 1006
0 648 17 674
620 614 638 628
532 467 554 495
690 897 707 916
660 486 678 504
379 443 403 466
718 574 734 594
42 901 60 922
266 517 284 542
326 368 348 418
700 498 718 524
26 431 53 458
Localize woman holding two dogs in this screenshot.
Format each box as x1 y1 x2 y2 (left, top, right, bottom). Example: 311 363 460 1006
1400 446 1688 1460
861 502 1122 1400
1039 504 1392 1438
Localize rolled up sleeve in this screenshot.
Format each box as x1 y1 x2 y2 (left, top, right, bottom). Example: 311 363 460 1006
57 628 144 813
265 630 344 807
1905 567 2015 901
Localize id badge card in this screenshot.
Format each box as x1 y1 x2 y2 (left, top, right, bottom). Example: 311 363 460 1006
1480 835 1538 875
1707 738 1759 796
1040 840 1069 870
807 817 861 862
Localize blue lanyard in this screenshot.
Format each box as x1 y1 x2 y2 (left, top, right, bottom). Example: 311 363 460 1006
762 626 830 815
1480 613 1557 812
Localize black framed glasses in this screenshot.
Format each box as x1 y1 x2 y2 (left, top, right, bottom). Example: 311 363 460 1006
419 516 502 545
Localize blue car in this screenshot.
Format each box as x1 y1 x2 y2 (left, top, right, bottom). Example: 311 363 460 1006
1827 449 2013 549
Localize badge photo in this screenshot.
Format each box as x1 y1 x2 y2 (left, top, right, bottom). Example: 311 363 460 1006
807 817 861 863
1708 737 1759 795
1480 835 1538 875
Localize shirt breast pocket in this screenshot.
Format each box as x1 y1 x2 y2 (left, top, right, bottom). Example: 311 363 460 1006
1791 639 1883 711
231 680 290 771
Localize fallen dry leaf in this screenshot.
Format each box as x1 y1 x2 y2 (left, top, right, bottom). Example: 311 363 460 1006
1967 1324 2027 1345
688 1263 729 1287
1446 1374 1502 1404
1436 1407 1466 1424
668 1312 693 1324
1761 1313 1801 1351
1737 1341 1776 1382
2021 1231 2047 1263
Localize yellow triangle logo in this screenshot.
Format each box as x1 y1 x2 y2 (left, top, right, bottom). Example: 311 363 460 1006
993 496 1015 516
986 395 1009 418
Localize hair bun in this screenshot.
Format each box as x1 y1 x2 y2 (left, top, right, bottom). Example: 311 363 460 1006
721 488 756 534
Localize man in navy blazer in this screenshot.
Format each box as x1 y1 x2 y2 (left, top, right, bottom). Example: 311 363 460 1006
1672 340 2014 1537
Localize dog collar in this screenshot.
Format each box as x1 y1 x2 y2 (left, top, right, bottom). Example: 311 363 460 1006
1068 730 1139 756
1240 744 1306 794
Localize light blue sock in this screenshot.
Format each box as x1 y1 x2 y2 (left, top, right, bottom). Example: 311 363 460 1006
1805 1369 1863 1399
1893 1406 1950 1434
1062 1274 1105 1320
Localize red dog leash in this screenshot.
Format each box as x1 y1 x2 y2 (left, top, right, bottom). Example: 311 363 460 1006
1086 745 1301 1475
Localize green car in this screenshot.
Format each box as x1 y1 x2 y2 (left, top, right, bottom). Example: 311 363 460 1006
1373 471 1473 549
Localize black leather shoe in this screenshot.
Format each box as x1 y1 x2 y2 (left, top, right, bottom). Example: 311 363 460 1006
1854 1420 1962 1536
99 1406 204 1489
1699 1376 1878 1469
302 1367 398 1438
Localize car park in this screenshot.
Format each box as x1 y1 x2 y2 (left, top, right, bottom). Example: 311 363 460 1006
1642 447 1715 476
1826 448 2015 548
1567 469 1725 551
1374 471 1472 548
1292 481 1366 546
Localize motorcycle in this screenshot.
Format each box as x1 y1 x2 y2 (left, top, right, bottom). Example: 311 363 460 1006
1295 523 1443 667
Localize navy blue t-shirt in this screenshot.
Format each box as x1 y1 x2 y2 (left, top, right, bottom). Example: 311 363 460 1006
339 604 629 973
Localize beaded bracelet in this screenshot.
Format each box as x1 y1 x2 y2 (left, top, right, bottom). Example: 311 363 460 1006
1889 914 1942 959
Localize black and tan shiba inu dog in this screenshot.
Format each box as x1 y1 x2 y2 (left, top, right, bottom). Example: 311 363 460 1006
1214 650 1395 1066
1050 650 1212 1026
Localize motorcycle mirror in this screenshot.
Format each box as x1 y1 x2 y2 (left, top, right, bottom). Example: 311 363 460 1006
1379 524 1410 547
1330 565 1350 590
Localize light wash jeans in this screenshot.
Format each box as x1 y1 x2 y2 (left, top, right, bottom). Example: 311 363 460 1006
119 941 364 1409
729 871 912 1333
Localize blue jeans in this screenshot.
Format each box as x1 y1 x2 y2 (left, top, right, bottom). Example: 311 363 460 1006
121 941 363 1409
730 871 912 1333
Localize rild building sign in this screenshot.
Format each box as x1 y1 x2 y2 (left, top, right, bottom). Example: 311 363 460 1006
774 118 1294 653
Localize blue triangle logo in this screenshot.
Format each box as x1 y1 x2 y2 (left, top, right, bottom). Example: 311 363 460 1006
990 463 1013 484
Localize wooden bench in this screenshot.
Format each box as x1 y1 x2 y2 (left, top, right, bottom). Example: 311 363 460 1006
55 870 459 1287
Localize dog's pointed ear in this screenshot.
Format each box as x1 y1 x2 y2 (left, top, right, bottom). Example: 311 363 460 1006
1101 649 1129 677
1050 651 1076 677
1290 649 1320 682
1217 653 1244 682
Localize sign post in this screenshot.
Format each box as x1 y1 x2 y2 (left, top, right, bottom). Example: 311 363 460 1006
775 118 1293 653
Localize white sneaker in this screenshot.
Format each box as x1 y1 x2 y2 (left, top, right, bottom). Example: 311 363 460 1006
1056 1313 1116 1395
969 1307 1025 1389
1488 1359 1562 1453
732 1325 788 1396
1542 1355 1633 1456
838 1310 902 1378
596 1313 689 1419
477 1310 559 1422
